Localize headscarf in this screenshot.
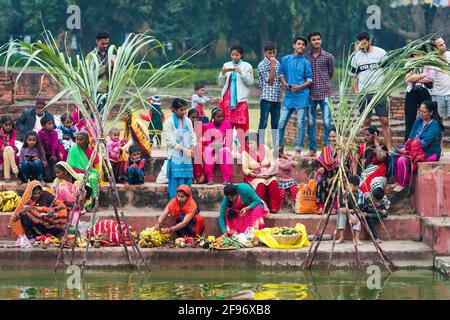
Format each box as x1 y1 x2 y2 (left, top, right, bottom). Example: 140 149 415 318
53 161 85 184
9 181 56 237
317 146 339 172
167 185 197 218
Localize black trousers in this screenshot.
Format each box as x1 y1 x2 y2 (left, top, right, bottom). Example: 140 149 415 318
404 88 431 141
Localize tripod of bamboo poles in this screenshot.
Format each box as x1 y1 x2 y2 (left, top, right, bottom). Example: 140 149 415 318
302 146 396 274
54 101 150 273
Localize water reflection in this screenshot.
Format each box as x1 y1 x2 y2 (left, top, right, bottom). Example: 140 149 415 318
0 269 448 300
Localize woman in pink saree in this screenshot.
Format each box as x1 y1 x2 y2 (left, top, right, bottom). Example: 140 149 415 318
52 161 93 225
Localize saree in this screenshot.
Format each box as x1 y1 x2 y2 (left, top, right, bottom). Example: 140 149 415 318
90 219 136 246
52 161 93 222
9 181 67 239
167 185 204 237
358 144 388 194
316 146 339 208
67 144 99 208
121 113 152 158
225 196 267 235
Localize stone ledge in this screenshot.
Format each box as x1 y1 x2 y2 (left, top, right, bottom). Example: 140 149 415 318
0 211 422 241
0 240 434 270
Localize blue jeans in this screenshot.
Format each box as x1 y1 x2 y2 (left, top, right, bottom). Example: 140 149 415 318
19 160 44 182
128 166 145 185
258 99 280 145
308 99 332 153
278 106 308 150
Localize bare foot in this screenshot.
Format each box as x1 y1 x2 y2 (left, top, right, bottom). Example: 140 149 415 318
355 240 363 246
336 238 344 244
376 239 382 244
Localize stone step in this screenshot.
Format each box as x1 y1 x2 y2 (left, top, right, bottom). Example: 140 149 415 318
0 240 434 270
0 210 421 241
422 217 450 255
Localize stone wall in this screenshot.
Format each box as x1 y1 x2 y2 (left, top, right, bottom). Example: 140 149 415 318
284 95 407 148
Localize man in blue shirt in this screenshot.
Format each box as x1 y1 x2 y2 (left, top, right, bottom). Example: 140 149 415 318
278 36 313 158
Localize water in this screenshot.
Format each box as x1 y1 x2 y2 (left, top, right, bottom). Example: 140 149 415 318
0 269 448 300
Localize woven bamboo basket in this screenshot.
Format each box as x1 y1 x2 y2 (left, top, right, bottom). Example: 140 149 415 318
272 233 302 245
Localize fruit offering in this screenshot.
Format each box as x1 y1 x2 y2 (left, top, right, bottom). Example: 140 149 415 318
213 235 245 250
138 227 171 248
0 191 21 212
269 227 299 236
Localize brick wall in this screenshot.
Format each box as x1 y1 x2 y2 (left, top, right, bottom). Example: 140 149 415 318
285 95 407 147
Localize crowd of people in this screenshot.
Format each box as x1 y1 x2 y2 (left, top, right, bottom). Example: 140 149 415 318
0 30 448 244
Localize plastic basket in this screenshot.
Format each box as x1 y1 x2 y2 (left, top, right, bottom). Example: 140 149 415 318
272 233 302 245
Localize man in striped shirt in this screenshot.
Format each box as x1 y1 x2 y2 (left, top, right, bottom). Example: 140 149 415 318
305 31 335 157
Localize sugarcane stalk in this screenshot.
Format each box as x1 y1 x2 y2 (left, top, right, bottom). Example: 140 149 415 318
342 173 395 273
101 152 137 269
327 173 341 272
54 141 100 273
102 147 150 271
341 177 365 272
302 174 339 270
306 186 339 270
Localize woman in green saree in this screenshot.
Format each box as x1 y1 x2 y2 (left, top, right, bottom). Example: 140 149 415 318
66 130 100 208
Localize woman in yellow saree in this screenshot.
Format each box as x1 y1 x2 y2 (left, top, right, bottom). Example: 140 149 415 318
121 112 152 159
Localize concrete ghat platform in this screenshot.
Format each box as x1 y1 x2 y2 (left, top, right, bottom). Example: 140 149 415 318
0 211 421 241
0 240 434 270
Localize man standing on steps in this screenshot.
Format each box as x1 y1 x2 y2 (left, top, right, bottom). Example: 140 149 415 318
87 30 114 114
305 31 335 157
431 37 450 121
278 36 313 158
350 32 392 151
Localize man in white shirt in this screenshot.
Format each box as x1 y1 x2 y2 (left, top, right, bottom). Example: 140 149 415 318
431 37 450 120
350 32 392 151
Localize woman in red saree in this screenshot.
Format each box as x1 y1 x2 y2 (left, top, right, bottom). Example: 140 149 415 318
8 180 67 240
356 127 388 195
242 133 280 213
316 128 339 212
155 185 204 237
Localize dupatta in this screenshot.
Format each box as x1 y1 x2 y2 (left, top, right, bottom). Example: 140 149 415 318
167 185 198 219
317 146 339 172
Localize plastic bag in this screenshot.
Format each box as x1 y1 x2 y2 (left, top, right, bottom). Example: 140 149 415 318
15 235 32 249
295 178 319 214
156 160 169 184
254 223 310 249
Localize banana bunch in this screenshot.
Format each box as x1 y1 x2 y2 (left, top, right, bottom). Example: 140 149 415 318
139 227 171 248
0 191 21 212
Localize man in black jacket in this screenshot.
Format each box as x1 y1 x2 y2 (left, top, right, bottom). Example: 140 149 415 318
15 99 53 141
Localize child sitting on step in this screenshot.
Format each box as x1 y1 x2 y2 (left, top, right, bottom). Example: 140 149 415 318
38 114 58 182
276 145 298 212
18 131 47 183
337 176 364 245
361 187 390 244
0 115 19 180
125 145 146 185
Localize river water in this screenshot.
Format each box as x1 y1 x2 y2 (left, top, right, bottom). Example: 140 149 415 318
0 269 448 300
